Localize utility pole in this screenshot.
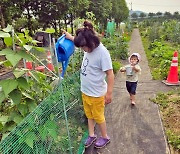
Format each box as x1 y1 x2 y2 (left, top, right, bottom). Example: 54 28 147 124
128 2 132 30
130 2 132 11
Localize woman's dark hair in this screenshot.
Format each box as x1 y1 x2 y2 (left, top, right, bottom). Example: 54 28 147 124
74 21 100 52
83 20 93 30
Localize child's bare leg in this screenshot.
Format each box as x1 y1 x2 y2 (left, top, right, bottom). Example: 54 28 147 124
88 119 96 136
130 93 132 100
98 121 108 138
131 94 136 105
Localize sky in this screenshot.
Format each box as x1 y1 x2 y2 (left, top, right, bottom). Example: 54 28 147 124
125 0 180 13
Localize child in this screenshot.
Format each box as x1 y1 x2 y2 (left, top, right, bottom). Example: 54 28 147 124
63 21 114 148
120 53 141 105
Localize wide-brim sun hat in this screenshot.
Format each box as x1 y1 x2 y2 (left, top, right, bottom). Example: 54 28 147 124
128 53 141 63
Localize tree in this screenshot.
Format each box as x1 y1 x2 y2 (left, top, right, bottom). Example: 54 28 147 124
0 0 23 28
88 0 112 30
1 0 131 35
139 12 146 18
131 13 138 19
173 11 179 16
65 0 90 33
148 12 155 18
31 0 63 31
164 11 172 18
156 12 162 17
110 0 129 27
173 11 180 19
5 0 39 35
0 5 5 28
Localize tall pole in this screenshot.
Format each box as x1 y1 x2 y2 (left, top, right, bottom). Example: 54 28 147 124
129 2 132 30
130 2 132 11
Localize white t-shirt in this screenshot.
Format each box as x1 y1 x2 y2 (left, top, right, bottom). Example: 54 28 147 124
125 64 141 82
80 43 112 97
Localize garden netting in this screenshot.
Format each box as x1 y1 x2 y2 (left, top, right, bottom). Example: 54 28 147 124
0 72 88 154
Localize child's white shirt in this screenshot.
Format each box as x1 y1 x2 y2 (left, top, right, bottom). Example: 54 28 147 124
122 64 141 82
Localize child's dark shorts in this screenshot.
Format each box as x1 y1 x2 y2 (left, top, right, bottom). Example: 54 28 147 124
126 81 137 95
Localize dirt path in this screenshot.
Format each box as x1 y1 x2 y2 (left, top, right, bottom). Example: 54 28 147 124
85 29 174 154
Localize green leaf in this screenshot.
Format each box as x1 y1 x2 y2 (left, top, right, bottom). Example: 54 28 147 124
17 77 29 89
45 28 55 33
45 120 58 139
3 121 16 131
1 133 10 141
27 100 37 112
35 71 46 79
28 71 40 82
13 114 24 124
45 120 57 129
3 25 12 32
25 132 37 148
34 47 46 52
0 48 13 56
50 113 55 121
0 49 23 66
31 39 39 44
0 31 10 37
39 126 48 140
23 45 33 51
8 123 16 131
0 122 3 131
18 51 33 61
8 111 23 124
22 92 34 100
0 60 8 66
0 91 6 104
4 37 13 47
17 104 28 117
0 79 18 97
13 68 26 78
9 111 21 121
3 60 12 67
9 89 22 105
48 129 58 140
6 54 21 67
6 53 22 67
0 116 9 126
18 135 24 144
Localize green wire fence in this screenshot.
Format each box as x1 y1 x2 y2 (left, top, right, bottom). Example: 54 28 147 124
0 72 87 154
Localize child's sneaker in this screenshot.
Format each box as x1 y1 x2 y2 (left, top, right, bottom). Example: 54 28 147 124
84 135 97 148
131 101 136 105
94 137 110 149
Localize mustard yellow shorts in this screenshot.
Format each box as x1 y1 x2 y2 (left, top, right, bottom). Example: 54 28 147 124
82 93 105 124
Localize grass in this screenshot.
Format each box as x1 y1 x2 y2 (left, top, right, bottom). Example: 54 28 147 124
151 89 180 153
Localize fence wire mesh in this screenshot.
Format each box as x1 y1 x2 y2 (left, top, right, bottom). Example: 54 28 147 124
0 72 87 154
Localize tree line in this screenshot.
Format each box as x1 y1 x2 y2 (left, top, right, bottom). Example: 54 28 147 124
131 11 180 20
0 0 129 36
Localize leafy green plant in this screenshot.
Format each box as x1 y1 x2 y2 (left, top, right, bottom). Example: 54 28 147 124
0 25 57 140
102 34 128 61
142 38 179 80
112 61 121 74
0 72 87 153
151 92 169 109
166 130 180 150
